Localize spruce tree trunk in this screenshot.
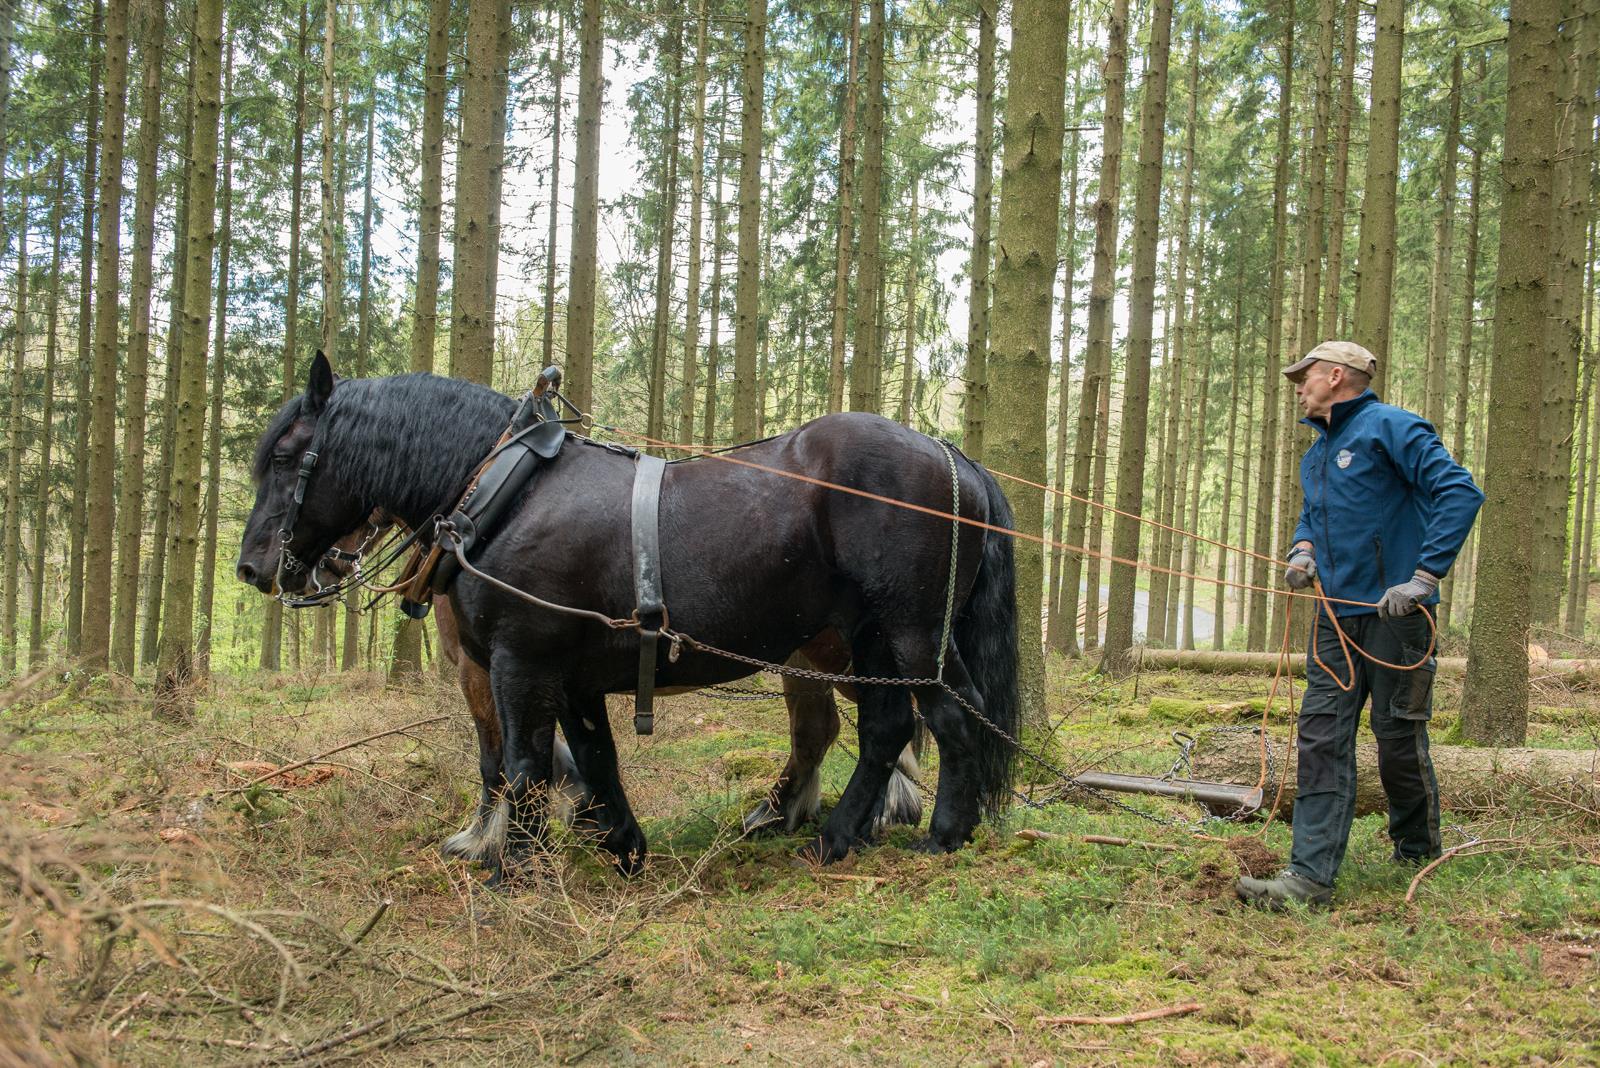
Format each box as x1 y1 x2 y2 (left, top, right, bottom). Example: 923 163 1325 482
847 0 885 416
1181 250 1213 651
1214 262 1246 649
1247 1 1295 652
541 7 564 370
1574 216 1599 633
1069 0 1130 656
731 0 766 441
67 0 101 658
565 0 603 414
648 21 684 443
411 0 448 374
1352 0 1403 394
1299 0 1334 355
898 179 918 426
314 0 341 669
141 20 195 668
1461 0 1561 747
1535 0 1599 628
2 187 25 675
113 0 164 673
198 43 232 677
392 0 449 680
1148 23 1201 648
988 0 1071 720
82 0 131 671
679 0 707 444
154 0 223 718
702 91 729 445
1440 145 1482 631
30 156 65 668
1046 24 1083 655
961 0 994 455
263 3 309 672
449 0 510 385
1321 0 1358 335
1266 9 1300 649
1102 0 1175 675
825 0 860 416
1423 51 1461 430
344 93 374 672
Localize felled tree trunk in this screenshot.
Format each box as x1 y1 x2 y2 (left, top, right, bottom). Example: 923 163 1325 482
1192 731 1600 820
1135 647 1600 680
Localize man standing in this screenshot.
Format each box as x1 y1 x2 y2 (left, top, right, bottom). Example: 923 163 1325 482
1237 341 1484 909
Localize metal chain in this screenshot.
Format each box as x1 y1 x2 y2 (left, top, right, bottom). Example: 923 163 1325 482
935 440 960 675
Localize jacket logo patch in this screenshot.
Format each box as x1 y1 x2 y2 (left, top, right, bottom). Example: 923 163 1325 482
1336 448 1354 470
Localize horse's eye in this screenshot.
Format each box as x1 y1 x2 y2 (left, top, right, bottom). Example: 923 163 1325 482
272 454 292 471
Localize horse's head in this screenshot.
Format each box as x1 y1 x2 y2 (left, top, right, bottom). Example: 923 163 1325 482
236 352 371 596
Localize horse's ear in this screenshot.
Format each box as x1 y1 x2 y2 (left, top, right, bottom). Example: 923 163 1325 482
304 350 335 413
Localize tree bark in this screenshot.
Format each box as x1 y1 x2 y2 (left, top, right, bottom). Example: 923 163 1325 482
410 0 449 374
541 7 564 371
1068 0 1130 657
154 0 223 718
961 0 995 455
1321 0 1358 335
731 0 766 441
703 90 729 445
988 0 1071 720
825 0 860 416
29 156 65 668
898 179 919 426
109 0 164 673
262 3 309 672
679 0 708 444
66 0 101 658
1213 262 1246 649
1181 240 1212 650
2 179 25 674
1441 144 1483 631
341 84 375 672
1535 0 1599 627
1299 0 1334 357
1462 0 1561 747
1101 0 1174 675
81 0 131 671
1046 18 1084 655
1266 6 1300 649
565 0 603 414
1352 0 1403 395
1422 52 1462 430
198 41 233 678
847 0 885 416
648 21 684 443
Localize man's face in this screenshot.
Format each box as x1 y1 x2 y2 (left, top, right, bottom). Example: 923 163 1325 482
1294 361 1342 420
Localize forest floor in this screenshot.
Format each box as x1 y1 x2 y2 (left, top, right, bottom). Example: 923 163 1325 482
3 648 1599 1067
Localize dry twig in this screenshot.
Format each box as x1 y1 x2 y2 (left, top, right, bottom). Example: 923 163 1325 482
1036 1001 1202 1026
212 715 450 795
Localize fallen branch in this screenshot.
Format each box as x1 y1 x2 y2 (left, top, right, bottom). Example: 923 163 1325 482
1037 1001 1202 1027
819 873 887 886
212 715 450 795
1405 839 1520 904
1014 829 1180 852
1567 946 1595 959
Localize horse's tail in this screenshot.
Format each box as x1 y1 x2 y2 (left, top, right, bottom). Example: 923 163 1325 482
954 461 1020 821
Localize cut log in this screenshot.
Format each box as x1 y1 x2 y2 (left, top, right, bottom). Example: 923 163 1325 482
1190 731 1600 819
1134 647 1600 680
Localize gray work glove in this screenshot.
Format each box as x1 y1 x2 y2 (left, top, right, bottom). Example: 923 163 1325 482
1284 548 1318 590
1377 570 1439 619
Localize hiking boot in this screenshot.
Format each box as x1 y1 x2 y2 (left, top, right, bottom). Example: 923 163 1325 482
1235 869 1333 910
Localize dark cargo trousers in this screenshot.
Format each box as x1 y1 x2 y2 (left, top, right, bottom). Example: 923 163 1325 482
1289 609 1443 888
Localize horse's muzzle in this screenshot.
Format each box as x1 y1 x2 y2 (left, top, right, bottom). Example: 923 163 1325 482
236 561 276 594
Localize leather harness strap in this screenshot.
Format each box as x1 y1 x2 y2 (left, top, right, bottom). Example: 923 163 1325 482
630 453 668 735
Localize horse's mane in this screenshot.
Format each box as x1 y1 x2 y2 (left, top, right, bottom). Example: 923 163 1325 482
260 373 517 525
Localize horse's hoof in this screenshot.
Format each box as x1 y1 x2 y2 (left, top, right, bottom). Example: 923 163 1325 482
606 825 648 878
909 834 961 855
741 799 785 837
799 834 853 865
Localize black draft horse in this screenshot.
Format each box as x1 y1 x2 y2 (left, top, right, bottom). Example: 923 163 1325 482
237 355 1019 879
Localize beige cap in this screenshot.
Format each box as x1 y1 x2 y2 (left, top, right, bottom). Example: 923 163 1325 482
1282 340 1378 382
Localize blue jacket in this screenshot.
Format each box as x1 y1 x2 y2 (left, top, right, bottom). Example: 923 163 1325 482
1292 390 1484 617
